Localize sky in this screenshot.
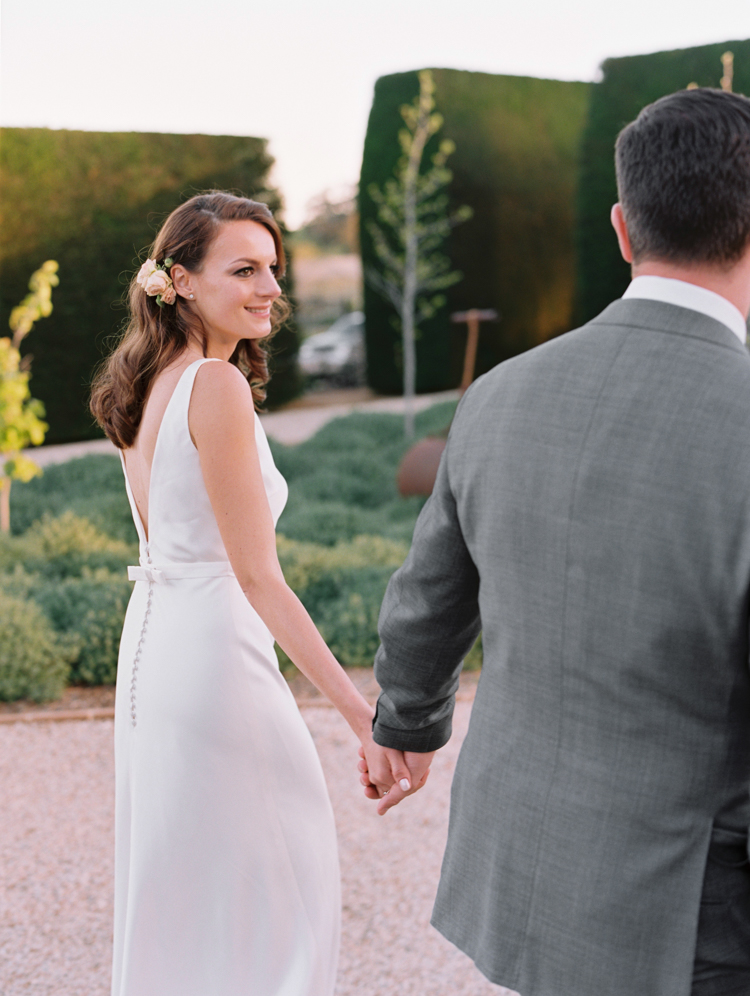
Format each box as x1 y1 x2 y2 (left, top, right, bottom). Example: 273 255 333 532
2 0 750 228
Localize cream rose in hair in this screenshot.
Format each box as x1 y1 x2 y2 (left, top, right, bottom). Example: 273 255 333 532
143 269 171 298
136 257 176 305
136 259 159 289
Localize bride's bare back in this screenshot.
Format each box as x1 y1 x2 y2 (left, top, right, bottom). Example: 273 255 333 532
122 356 202 542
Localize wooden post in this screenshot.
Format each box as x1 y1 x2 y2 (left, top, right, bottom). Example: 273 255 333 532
721 51 734 93
451 309 498 393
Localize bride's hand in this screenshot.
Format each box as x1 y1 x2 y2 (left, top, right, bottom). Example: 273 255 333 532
357 742 435 815
357 735 412 803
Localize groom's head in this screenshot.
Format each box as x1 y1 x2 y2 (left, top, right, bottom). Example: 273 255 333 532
615 88 750 267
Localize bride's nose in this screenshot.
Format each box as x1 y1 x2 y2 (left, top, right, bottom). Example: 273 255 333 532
257 268 281 299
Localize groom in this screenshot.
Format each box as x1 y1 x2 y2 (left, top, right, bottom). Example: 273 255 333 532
367 87 750 996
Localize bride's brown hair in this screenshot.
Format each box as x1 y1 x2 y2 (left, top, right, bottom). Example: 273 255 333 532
90 191 289 449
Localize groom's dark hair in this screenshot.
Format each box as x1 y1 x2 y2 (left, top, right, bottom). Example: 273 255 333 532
615 88 750 265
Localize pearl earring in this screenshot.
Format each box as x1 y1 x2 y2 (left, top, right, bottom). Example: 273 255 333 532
189 293 194 299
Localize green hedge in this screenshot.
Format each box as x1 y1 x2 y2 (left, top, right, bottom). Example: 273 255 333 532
2 404 480 693
575 39 750 324
359 69 591 393
0 591 74 702
0 128 302 443
0 512 135 696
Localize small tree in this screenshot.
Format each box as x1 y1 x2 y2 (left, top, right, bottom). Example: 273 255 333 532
0 261 58 532
366 69 471 437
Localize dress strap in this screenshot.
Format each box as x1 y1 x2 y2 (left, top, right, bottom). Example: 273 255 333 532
170 357 223 443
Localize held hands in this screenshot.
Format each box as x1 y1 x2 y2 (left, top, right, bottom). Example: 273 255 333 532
357 738 436 815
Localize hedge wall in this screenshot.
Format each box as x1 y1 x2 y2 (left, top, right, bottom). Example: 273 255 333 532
576 39 750 324
359 69 591 394
0 129 302 443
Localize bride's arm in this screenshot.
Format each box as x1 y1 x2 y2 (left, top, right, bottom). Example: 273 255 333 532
189 360 410 792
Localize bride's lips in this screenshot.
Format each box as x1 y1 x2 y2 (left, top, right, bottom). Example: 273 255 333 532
245 306 271 317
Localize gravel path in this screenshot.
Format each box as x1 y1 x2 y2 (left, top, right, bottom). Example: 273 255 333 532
0 702 517 996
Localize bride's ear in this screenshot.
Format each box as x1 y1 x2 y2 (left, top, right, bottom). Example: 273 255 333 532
171 264 194 301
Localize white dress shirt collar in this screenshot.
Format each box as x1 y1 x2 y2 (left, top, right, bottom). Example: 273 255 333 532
622 275 747 345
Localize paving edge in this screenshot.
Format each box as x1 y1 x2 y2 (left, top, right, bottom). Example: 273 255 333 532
0 690 476 724
0 707 116 724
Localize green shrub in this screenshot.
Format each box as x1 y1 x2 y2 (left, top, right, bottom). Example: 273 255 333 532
277 533 408 591
10 511 136 579
315 568 395 666
31 569 131 685
0 591 74 701
0 512 134 688
271 403 455 545
9 454 136 540
276 535 408 668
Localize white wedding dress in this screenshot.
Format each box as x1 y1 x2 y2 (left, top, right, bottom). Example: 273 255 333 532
111 358 340 996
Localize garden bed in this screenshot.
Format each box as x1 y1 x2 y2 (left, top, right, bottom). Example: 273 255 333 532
1 402 484 706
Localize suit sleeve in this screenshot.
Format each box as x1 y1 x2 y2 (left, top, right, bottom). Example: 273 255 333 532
372 424 481 752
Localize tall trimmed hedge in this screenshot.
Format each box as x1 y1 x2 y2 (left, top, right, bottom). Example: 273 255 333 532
359 69 591 394
0 129 301 443
576 39 750 324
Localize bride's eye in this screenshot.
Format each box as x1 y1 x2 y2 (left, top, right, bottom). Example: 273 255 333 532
234 267 254 276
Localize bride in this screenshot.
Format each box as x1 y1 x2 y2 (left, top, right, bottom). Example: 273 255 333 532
90 191 416 996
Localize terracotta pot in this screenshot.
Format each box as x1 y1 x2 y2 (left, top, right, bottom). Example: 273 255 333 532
396 437 447 497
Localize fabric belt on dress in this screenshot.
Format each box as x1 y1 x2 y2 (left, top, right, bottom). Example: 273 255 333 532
127 561 235 584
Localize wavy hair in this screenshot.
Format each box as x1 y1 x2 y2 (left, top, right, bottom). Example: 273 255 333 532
90 191 289 449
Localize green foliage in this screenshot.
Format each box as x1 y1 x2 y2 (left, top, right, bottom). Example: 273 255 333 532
272 402 456 544
3 402 478 691
0 258 60 530
6 510 135 577
0 129 301 442
366 69 472 435
31 570 132 685
276 535 408 667
0 590 73 701
9 454 136 540
360 69 591 394
575 39 750 324
0 512 136 687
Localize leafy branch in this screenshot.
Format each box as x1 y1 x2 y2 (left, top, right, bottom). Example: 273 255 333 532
366 70 472 436
1 261 58 532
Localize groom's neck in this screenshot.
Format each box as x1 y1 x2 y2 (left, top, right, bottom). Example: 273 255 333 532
633 253 750 319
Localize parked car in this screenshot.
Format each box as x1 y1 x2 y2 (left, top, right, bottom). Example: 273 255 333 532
298 312 366 386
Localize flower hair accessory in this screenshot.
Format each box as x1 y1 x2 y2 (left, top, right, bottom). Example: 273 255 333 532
136 257 176 307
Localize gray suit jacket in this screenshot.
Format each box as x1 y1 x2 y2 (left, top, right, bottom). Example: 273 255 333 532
372 299 750 996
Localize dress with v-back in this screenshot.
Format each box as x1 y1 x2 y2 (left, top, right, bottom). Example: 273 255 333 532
112 358 340 996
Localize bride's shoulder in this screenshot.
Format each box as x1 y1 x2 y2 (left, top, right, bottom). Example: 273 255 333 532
193 359 251 400
190 360 255 438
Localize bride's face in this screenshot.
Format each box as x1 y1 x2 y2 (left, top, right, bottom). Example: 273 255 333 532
178 220 282 348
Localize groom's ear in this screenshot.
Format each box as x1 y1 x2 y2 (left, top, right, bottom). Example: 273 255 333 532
611 203 634 265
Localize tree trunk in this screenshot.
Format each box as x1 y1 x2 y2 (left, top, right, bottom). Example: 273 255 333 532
400 81 433 439
0 478 10 534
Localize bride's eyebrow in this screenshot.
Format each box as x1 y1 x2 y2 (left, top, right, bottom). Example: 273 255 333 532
228 257 277 267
